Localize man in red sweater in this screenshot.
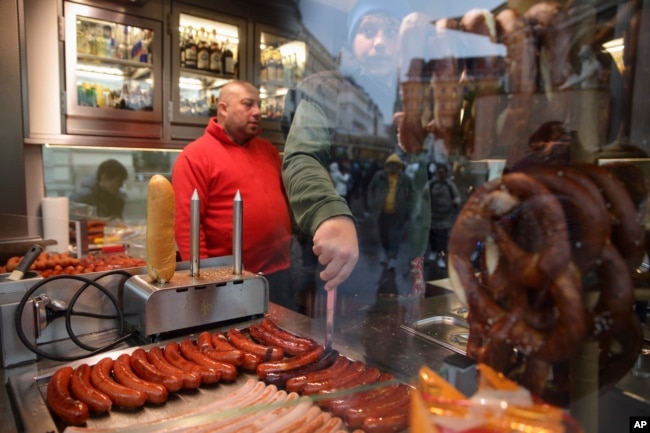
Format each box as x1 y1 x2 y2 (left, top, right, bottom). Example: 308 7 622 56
172 80 294 309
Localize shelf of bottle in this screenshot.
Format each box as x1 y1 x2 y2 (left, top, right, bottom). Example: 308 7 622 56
78 53 153 68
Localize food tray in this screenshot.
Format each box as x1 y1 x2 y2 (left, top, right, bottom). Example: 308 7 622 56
400 311 469 355
7 346 354 433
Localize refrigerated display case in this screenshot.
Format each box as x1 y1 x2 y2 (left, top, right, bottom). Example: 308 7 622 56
63 2 163 138
169 8 246 130
255 25 307 122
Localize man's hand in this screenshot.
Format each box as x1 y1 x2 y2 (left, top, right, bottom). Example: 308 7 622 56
312 216 359 291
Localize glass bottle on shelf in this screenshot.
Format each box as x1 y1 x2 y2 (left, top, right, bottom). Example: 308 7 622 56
184 26 197 69
197 27 210 71
180 25 187 68
209 30 222 74
222 40 234 75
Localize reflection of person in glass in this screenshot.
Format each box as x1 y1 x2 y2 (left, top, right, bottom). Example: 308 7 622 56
282 0 410 297
69 158 128 220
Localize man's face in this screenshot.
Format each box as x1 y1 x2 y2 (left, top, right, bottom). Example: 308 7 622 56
352 14 400 78
221 85 262 144
99 175 123 195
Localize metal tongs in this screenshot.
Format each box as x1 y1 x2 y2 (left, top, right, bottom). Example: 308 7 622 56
325 287 337 351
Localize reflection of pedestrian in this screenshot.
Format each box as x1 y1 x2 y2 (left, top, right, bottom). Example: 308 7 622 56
329 162 351 202
426 163 460 267
368 153 414 270
69 159 128 220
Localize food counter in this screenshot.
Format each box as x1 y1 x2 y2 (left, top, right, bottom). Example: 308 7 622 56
2 291 650 432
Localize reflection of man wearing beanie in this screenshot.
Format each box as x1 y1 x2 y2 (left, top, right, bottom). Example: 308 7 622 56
346 0 411 45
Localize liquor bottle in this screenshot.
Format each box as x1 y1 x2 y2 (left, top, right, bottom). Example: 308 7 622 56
179 25 186 68
222 40 234 75
209 29 222 74
184 26 197 69
196 28 210 71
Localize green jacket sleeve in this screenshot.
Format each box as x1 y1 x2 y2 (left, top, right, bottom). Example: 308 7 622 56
282 98 354 236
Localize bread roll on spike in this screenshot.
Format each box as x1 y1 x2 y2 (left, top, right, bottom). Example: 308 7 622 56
146 174 176 284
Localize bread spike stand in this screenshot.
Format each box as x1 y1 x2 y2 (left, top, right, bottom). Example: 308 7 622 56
189 189 200 277
233 190 243 275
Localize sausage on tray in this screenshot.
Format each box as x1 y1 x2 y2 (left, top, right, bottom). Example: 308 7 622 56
301 360 367 395
343 384 412 428
249 322 315 356
285 354 350 393
69 364 112 414
260 318 318 349
146 346 202 390
263 349 339 388
46 366 89 426
130 348 183 393
90 357 147 409
179 339 238 381
256 344 325 378
113 353 168 404
163 341 221 385
196 332 245 366
212 331 262 370
227 328 284 361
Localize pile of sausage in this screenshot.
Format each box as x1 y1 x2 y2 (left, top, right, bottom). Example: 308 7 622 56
46 318 411 433
2 251 146 277
448 162 645 406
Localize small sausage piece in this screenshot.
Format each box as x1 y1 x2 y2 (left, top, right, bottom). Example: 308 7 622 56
227 328 284 361
263 349 339 388
130 348 183 393
256 344 325 378
212 331 261 370
47 366 89 426
147 346 202 390
69 364 112 413
249 322 315 356
90 357 147 409
164 341 221 385
285 355 350 393
179 339 238 381
113 353 168 404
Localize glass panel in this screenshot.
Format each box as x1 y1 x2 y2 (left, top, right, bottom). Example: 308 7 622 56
74 16 154 111
178 13 240 117
259 31 306 120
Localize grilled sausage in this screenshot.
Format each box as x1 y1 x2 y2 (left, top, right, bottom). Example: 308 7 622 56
46 366 89 425
256 344 325 378
113 353 168 404
69 364 112 413
179 339 238 381
130 348 183 393
146 346 202 390
227 328 284 361
163 341 221 385
90 357 147 409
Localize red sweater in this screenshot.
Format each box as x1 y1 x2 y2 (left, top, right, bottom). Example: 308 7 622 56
172 118 291 274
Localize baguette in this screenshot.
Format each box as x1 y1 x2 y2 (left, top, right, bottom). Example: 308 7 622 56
146 174 176 284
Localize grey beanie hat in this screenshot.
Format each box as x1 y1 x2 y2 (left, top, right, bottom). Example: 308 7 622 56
347 0 411 44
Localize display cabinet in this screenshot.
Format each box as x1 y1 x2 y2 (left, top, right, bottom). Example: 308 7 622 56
63 2 163 139
255 24 307 123
168 6 246 132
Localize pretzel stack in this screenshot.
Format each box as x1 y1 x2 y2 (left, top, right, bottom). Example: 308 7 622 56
448 162 646 405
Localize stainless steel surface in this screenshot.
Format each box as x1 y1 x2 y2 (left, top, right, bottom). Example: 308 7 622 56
190 189 200 277
400 307 470 355
233 190 243 275
123 264 268 336
325 288 336 351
